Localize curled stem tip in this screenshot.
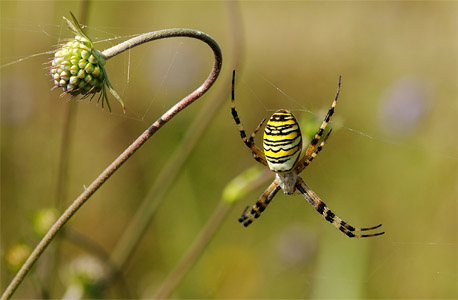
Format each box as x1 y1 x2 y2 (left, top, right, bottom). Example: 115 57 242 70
2 27 222 300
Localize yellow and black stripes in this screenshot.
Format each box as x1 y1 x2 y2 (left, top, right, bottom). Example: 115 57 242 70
263 110 302 172
231 70 384 238
296 177 384 238
239 181 281 227
231 70 268 166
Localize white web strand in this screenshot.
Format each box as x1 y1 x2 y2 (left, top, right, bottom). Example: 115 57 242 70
2 19 456 162
2 15 456 297
252 71 457 161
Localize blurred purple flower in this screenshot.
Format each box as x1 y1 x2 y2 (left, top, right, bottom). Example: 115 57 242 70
275 223 317 266
378 76 432 136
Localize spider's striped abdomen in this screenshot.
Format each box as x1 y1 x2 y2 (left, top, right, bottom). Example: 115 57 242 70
263 109 302 172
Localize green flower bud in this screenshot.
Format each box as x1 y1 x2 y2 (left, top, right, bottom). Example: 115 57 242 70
60 71 70 81
88 54 97 64
77 69 86 78
92 65 101 77
50 12 125 112
84 63 95 74
51 34 106 97
81 50 90 60
70 64 79 75
69 76 79 85
70 56 79 65
84 74 93 83
67 84 77 91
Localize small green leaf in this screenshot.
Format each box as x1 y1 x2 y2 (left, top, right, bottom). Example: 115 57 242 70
66 11 92 44
103 69 125 113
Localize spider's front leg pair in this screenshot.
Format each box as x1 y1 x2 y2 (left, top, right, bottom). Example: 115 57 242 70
230 72 268 167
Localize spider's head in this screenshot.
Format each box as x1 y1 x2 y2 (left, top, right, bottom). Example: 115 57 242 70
263 109 302 173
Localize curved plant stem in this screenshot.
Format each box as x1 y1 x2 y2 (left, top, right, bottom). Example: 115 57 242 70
1 28 222 300
109 1 246 273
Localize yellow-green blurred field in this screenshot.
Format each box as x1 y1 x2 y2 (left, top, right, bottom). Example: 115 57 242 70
1 1 456 299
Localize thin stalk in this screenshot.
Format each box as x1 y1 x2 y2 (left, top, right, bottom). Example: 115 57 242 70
55 101 77 209
110 1 245 271
110 93 227 269
152 167 271 299
56 1 90 209
1 28 222 300
152 201 232 299
50 3 90 296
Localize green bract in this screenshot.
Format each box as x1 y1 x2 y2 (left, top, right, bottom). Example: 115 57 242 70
50 12 125 112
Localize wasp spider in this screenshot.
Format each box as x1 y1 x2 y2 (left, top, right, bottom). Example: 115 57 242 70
231 70 384 238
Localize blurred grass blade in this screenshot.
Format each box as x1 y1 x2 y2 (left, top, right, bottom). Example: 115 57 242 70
153 166 270 299
223 165 266 204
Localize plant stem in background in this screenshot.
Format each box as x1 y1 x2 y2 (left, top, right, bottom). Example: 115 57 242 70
109 1 246 276
55 0 90 210
51 3 91 297
1 27 222 300
110 94 229 269
153 166 271 299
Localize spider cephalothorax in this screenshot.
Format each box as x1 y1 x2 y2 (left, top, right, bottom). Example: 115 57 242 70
231 70 384 238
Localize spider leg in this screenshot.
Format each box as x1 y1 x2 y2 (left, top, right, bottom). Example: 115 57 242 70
296 128 333 173
296 177 384 238
303 75 341 159
239 180 281 227
231 70 268 166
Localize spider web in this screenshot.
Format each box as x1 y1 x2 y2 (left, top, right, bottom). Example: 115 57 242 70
1 11 456 300
253 66 456 295
2 17 456 161
244 70 458 161
232 68 457 298
0 16 189 126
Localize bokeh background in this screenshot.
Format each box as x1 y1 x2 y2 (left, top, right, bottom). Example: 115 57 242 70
1 1 456 299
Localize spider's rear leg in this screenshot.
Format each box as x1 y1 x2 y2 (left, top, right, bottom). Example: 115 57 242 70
328 214 384 238
296 177 384 238
239 180 281 227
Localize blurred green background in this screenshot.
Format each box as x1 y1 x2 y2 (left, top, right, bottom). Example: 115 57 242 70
1 1 456 299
